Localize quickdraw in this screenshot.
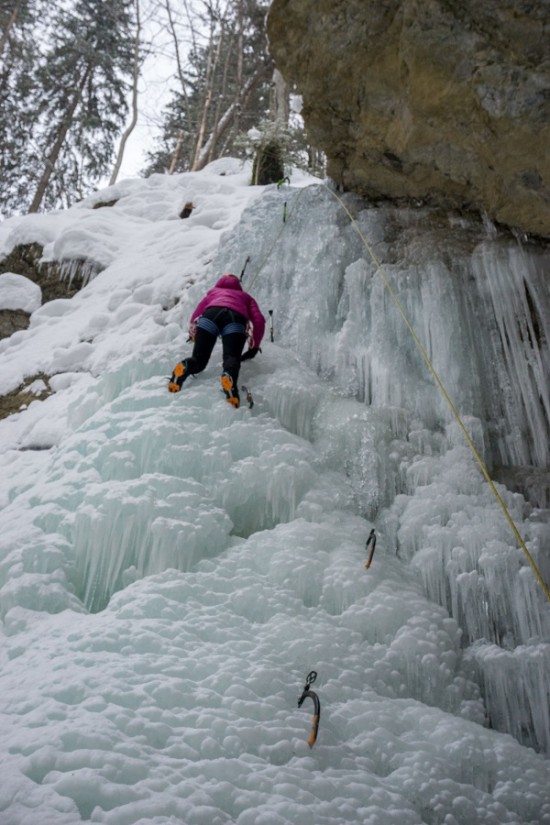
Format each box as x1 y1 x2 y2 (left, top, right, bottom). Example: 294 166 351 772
298 670 320 747
365 528 376 569
268 309 274 342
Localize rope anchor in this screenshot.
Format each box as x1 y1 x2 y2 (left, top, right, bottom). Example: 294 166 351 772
365 528 376 569
298 670 321 747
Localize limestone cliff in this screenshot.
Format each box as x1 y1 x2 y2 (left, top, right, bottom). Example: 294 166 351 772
267 0 550 238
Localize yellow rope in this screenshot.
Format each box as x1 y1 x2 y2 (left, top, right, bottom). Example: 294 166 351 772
324 186 550 602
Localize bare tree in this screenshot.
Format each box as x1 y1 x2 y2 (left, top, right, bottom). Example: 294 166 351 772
194 62 270 171
110 0 143 186
161 0 204 173
190 2 230 170
144 0 273 176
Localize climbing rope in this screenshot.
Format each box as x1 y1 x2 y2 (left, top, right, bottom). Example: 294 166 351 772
323 185 550 602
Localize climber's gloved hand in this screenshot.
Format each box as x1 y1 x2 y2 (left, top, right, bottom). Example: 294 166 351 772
240 346 261 362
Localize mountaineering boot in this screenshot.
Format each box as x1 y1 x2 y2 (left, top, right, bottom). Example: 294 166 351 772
168 360 189 393
221 372 240 408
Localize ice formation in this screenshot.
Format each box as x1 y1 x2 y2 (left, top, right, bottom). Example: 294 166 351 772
218 185 550 754
0 160 548 825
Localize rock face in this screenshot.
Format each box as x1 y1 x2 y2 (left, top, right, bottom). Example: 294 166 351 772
267 0 550 238
0 243 100 342
0 243 87 304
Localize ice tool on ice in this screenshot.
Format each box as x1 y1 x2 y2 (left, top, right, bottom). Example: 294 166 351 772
239 255 251 282
298 670 321 748
241 386 254 409
365 528 377 569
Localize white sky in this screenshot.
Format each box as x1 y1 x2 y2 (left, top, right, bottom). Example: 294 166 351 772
117 15 179 178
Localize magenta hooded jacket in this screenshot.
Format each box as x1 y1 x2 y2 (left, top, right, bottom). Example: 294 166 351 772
190 274 266 347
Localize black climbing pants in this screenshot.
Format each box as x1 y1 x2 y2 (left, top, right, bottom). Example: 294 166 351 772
186 306 248 383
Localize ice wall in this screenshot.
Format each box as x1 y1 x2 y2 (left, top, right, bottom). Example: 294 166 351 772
212 185 550 752
0 168 549 825
219 187 550 473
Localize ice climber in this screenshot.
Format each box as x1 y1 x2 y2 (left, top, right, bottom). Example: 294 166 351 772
168 273 265 408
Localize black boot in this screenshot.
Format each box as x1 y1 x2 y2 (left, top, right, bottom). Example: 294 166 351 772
168 359 190 393
221 372 240 408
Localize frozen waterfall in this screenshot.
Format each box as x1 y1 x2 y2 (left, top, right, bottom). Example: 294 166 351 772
212 183 550 754
0 162 548 825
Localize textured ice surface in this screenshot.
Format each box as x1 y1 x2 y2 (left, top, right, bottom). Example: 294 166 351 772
214 185 550 753
0 162 549 825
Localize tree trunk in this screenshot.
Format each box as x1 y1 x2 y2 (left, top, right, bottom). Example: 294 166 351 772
0 1 21 58
168 128 186 174
190 18 226 171
194 64 269 171
28 64 92 214
166 0 191 110
271 68 289 125
206 28 234 166
232 0 244 136
109 0 141 185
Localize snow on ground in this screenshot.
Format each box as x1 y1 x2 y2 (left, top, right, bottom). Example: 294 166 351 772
0 160 548 825
0 272 42 313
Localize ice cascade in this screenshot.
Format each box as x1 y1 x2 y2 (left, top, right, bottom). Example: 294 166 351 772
212 184 550 754
0 166 548 825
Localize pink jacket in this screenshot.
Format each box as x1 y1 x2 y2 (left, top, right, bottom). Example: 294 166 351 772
190 274 266 347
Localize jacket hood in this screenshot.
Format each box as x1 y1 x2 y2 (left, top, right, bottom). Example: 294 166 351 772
214 274 243 291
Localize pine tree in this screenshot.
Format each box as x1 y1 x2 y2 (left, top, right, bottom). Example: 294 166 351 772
0 0 49 216
24 0 136 212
